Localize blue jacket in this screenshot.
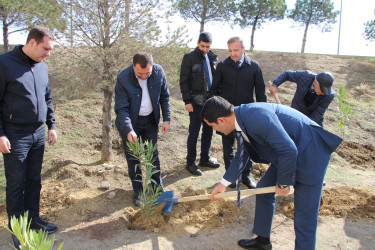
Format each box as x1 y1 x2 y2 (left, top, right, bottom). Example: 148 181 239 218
224 103 342 186
114 64 171 137
0 45 55 136
272 70 335 126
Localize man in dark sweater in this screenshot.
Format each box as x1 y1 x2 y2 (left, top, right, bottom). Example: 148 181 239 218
180 32 220 176
0 27 58 247
210 37 267 188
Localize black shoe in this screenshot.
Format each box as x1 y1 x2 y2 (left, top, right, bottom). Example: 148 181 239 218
242 177 256 189
30 217 58 234
186 163 202 176
238 238 272 250
11 234 20 249
198 160 220 168
133 195 141 207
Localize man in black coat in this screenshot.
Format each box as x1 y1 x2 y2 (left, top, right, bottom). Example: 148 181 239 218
210 37 267 188
180 32 220 176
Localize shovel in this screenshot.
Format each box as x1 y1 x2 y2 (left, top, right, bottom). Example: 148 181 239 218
156 186 275 212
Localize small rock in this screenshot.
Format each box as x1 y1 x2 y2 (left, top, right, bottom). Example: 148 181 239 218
107 191 116 199
115 165 123 169
101 181 110 189
98 168 105 174
153 228 160 233
65 195 77 205
105 164 115 170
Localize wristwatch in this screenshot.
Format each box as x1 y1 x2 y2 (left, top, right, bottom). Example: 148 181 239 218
277 182 288 189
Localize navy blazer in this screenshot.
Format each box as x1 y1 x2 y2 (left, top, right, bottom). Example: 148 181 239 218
272 70 335 126
224 103 342 186
114 64 171 137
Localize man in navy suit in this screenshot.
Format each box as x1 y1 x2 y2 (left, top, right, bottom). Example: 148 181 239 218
201 96 342 250
269 71 335 127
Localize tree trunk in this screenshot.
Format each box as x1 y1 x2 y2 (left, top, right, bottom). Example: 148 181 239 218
101 1 113 162
70 0 74 47
199 21 204 33
250 16 259 52
301 21 310 54
125 0 131 36
101 83 113 162
2 15 9 52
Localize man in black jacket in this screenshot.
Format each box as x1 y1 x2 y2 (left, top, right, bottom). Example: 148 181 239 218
210 37 267 188
180 32 220 176
0 27 58 247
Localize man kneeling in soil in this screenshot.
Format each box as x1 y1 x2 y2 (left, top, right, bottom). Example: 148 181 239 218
201 96 342 250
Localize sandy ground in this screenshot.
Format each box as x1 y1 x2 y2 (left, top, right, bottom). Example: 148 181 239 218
0 51 375 249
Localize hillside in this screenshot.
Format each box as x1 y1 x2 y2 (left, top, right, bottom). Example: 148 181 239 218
0 50 375 249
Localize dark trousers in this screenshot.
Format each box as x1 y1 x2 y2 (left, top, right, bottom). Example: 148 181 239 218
222 131 252 178
186 105 213 165
122 114 163 196
3 125 45 223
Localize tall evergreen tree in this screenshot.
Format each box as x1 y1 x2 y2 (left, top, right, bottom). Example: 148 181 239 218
235 0 287 51
175 0 235 33
0 0 66 52
364 10 375 42
288 0 339 53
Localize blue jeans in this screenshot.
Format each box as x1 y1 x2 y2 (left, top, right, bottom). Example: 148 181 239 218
186 105 213 165
3 125 45 222
121 114 163 196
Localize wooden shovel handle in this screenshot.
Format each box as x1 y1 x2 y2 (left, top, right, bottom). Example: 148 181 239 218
268 80 281 104
177 186 275 203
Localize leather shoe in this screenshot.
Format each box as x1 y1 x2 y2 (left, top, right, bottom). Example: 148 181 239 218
242 177 256 189
198 160 220 168
30 217 58 234
186 163 202 176
238 238 272 250
11 234 20 249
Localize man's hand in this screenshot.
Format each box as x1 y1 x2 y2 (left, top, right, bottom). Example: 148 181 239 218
269 84 278 96
210 182 227 201
48 129 57 145
127 131 137 144
275 184 290 196
0 136 11 153
161 121 170 135
185 103 193 112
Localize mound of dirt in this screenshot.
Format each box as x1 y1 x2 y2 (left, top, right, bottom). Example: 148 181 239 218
336 141 375 167
279 186 375 220
124 187 245 233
